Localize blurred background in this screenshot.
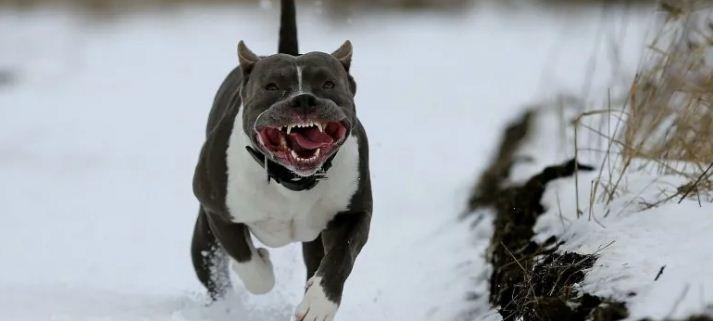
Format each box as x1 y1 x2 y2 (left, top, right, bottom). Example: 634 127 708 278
0 0 656 11
0 1 659 321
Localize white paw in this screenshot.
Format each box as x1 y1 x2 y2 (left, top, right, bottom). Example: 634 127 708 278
294 277 339 321
230 248 275 295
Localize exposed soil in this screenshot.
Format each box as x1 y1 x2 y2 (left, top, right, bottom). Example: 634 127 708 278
468 110 630 321
642 317 713 321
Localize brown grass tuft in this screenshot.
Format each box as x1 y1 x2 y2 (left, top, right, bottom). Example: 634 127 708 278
575 1 713 205
623 1 713 167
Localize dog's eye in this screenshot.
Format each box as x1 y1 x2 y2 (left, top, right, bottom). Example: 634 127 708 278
322 81 335 90
265 83 279 91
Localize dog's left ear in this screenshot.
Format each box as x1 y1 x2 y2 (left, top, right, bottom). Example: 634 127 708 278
332 40 353 72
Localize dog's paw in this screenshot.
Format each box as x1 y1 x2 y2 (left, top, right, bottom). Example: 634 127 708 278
294 277 338 321
230 248 275 295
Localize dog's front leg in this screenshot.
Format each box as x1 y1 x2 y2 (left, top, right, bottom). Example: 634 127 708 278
295 211 371 321
207 216 276 295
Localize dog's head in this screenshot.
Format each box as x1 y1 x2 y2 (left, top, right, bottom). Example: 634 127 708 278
237 41 357 177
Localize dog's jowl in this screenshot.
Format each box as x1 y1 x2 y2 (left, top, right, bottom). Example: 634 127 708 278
190 1 372 320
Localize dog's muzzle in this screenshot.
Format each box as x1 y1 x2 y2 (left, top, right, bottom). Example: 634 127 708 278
253 93 350 176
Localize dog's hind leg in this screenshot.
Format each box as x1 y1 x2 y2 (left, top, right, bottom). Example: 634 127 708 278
206 215 275 295
191 207 229 300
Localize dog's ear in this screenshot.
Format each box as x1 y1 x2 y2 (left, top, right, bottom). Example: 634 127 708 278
332 40 353 72
238 41 260 76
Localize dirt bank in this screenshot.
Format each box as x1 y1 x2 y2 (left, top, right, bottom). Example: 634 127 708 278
467 110 630 321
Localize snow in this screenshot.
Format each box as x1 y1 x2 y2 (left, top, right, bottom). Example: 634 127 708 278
536 167 713 319
0 3 653 321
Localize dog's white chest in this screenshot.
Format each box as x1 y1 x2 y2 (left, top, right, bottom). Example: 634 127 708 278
224 109 360 248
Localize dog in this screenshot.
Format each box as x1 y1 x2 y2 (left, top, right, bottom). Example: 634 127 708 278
190 1 372 320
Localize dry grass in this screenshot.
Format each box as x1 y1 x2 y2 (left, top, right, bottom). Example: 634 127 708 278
621 0 713 199
572 0 713 207
624 1 713 166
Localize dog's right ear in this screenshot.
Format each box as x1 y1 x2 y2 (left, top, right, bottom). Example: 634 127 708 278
238 41 260 77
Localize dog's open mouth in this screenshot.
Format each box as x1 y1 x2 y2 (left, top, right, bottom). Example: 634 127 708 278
256 120 349 174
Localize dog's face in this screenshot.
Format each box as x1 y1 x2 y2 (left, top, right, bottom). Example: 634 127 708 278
237 41 357 177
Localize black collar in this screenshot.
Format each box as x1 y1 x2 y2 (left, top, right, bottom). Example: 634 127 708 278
245 146 336 191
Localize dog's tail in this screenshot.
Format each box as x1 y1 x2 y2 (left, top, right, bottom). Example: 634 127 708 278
278 0 298 55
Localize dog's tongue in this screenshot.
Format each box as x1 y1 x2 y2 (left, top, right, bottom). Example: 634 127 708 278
289 127 333 149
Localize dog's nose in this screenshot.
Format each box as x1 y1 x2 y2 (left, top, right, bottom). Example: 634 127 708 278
291 93 318 112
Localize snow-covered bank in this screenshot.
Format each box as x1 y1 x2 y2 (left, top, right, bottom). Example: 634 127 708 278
0 3 651 321
502 104 713 320
498 5 713 318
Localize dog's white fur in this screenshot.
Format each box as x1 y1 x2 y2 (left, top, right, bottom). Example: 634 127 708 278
295 277 339 321
225 106 360 248
296 65 304 92
230 247 275 294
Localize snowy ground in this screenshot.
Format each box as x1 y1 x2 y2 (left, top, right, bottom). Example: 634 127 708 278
0 3 652 321
509 105 713 320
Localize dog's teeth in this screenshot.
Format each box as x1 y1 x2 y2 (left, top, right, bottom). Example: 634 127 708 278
289 122 322 131
291 150 298 159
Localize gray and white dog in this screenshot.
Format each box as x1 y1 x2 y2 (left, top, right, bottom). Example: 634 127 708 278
190 1 372 320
